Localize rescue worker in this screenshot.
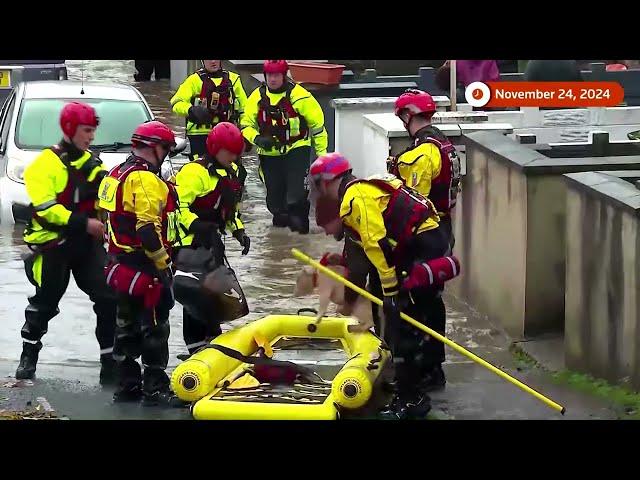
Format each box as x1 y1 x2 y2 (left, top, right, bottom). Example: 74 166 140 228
174 122 250 355
98 121 180 406
390 89 462 252
241 60 328 234
17 102 116 383
309 153 449 419
170 60 248 160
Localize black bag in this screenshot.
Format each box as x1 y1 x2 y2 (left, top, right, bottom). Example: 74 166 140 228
174 247 249 323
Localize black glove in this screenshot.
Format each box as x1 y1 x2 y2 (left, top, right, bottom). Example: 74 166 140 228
254 135 276 150
158 263 176 309
188 105 214 125
233 229 250 255
383 294 401 325
157 265 174 289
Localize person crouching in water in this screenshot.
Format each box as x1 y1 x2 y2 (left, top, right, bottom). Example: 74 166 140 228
309 153 452 419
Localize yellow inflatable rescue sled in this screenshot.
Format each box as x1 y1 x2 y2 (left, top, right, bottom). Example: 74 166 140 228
171 314 390 420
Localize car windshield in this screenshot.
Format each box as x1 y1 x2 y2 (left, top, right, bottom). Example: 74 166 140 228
15 98 151 149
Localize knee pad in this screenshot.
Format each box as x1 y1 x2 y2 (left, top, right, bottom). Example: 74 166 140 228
23 304 59 338
25 303 59 323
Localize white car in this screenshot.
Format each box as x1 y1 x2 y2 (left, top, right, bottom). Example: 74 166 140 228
0 80 186 226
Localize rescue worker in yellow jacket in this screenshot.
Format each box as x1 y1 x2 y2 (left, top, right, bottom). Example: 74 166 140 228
170 60 248 160
390 89 461 252
309 153 450 420
173 122 250 354
98 121 181 407
241 60 328 234
17 102 117 383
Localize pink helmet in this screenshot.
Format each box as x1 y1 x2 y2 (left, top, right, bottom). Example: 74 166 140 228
308 153 352 228
394 89 437 122
309 152 352 183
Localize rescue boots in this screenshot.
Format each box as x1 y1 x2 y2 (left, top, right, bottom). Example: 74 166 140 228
288 215 310 235
142 387 187 408
113 384 143 403
113 358 143 402
378 392 432 420
99 354 118 386
272 213 289 228
15 342 42 380
287 203 310 235
141 368 186 408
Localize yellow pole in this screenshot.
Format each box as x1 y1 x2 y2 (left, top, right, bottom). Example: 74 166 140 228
291 248 565 415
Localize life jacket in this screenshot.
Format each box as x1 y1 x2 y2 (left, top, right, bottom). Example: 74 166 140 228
257 82 309 150
194 69 237 124
393 126 461 215
28 145 102 232
101 156 178 256
343 174 438 249
188 162 244 227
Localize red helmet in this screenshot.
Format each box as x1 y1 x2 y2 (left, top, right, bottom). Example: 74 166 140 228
60 102 99 138
606 63 627 71
131 121 176 149
206 122 244 157
394 89 437 120
263 60 289 75
309 152 352 184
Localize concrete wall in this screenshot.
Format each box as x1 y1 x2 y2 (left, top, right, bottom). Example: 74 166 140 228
453 141 530 337
524 175 567 334
334 98 408 176
452 132 640 339
564 172 640 387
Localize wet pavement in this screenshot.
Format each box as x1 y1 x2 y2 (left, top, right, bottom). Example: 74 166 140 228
0 60 626 419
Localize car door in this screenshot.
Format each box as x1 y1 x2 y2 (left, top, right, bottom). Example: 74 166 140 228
0 90 17 175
